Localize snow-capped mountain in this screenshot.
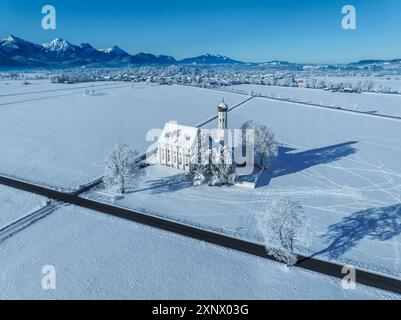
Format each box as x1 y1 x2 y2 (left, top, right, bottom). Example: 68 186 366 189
258 60 291 66
99 46 129 57
42 38 101 66
0 35 244 68
0 35 42 53
0 35 47 66
2 35 400 70
0 35 181 67
43 38 78 52
0 35 21 53
79 42 99 55
179 53 243 65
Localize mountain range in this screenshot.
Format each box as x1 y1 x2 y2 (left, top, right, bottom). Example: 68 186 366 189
0 35 247 68
1 35 400 69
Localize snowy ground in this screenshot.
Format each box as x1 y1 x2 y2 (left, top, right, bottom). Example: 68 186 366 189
0 184 47 228
2 80 401 298
227 84 401 118
0 81 244 190
86 93 401 278
0 79 117 94
0 80 121 105
0 204 397 300
226 98 401 277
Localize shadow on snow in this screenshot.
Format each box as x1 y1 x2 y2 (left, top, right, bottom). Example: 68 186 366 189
129 141 359 192
257 141 359 188
316 204 401 259
126 173 192 194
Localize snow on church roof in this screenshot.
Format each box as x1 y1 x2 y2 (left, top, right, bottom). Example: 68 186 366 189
218 99 228 111
159 122 199 149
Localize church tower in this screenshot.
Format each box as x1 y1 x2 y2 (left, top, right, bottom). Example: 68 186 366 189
217 98 229 150
218 98 228 130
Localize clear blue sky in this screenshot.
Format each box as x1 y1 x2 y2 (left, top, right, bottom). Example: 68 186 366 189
0 0 399 63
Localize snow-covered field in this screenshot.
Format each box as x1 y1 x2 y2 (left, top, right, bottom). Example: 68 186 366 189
0 80 121 104
227 84 401 117
0 184 47 228
1 80 401 298
0 81 244 190
0 79 115 91
86 92 401 278
227 98 401 277
0 204 396 300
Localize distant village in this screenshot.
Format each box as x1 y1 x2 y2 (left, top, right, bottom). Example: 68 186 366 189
1 66 400 94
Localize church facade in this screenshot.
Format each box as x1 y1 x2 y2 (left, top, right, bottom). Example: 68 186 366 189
158 100 228 172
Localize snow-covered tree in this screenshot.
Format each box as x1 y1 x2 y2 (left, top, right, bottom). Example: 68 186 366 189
191 157 212 186
241 121 279 169
209 145 236 186
192 165 209 186
257 198 306 267
190 133 235 186
361 80 374 92
104 144 143 194
189 132 212 186
315 79 326 89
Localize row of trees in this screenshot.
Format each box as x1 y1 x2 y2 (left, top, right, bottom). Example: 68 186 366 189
302 78 399 93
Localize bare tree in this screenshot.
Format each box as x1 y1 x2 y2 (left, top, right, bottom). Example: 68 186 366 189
257 198 306 267
104 144 142 194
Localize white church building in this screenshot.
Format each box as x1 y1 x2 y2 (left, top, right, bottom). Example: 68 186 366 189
158 100 228 172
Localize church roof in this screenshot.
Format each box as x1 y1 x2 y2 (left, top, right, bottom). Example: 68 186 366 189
158 122 199 149
218 99 228 111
